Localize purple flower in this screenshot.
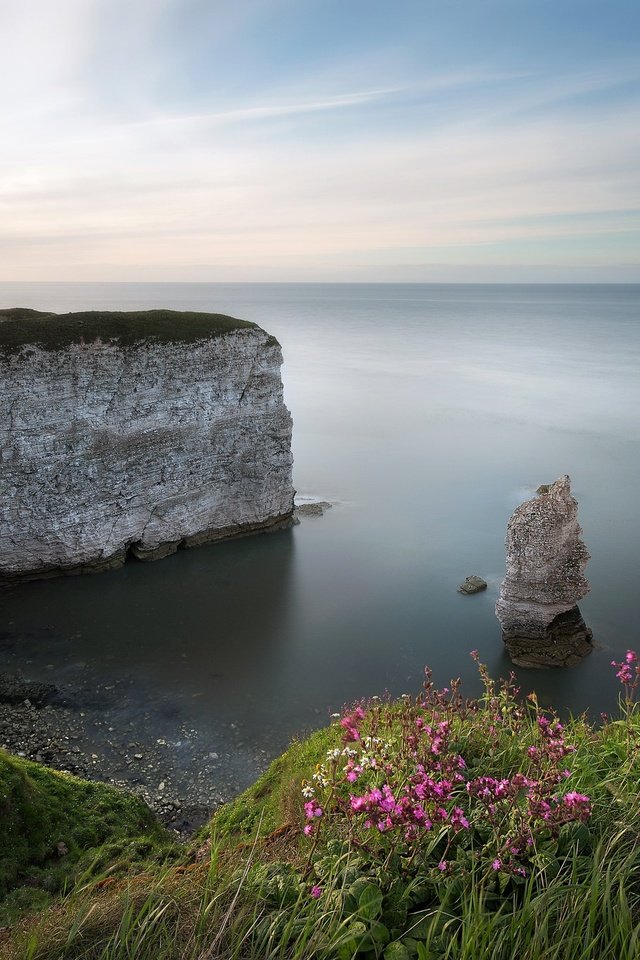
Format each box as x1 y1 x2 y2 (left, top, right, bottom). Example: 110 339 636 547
310 885 322 898
450 807 470 831
304 800 323 819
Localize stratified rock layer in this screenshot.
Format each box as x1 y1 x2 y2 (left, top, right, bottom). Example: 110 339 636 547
495 476 592 667
0 308 294 579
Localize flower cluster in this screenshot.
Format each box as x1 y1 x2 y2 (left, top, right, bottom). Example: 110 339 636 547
611 650 640 695
340 705 365 742
302 658 594 885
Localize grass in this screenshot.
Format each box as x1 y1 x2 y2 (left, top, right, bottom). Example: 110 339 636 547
0 309 267 353
0 750 179 925
3 669 640 960
208 726 340 850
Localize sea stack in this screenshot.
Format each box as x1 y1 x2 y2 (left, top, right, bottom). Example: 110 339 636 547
0 308 294 579
495 476 593 667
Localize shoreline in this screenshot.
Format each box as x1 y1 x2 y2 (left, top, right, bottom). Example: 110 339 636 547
0 670 270 838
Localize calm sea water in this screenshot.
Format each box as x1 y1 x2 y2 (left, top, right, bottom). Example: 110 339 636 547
1 283 639 777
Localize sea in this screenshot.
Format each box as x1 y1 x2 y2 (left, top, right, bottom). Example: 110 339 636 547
1 282 639 790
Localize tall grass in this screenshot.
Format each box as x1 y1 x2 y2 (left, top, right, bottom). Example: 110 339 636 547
5 658 640 960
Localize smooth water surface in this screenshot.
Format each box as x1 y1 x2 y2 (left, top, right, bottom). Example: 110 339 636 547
1 283 639 780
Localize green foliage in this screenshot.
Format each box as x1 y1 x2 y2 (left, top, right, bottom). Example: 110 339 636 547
0 750 177 923
5 663 640 959
208 724 340 847
0 308 264 354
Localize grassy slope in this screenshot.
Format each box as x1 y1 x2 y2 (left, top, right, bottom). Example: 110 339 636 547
0 308 262 353
210 725 340 849
0 750 178 924
4 707 640 959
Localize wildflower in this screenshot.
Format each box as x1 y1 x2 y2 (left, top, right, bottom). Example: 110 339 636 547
562 791 592 820
310 885 322 898
304 800 323 819
303 824 314 836
438 860 448 871
492 859 502 871
450 807 470 831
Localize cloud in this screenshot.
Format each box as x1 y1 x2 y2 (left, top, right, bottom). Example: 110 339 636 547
0 0 638 280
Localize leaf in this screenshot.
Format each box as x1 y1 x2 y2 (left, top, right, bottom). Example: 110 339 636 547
357 882 384 921
368 921 391 946
405 910 434 940
384 943 413 960
337 920 368 957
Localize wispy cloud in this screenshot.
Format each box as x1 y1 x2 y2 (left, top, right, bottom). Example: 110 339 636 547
128 87 403 130
0 0 638 280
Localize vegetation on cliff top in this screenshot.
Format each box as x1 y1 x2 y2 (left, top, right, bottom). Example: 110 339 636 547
0 308 266 353
0 751 178 925
3 655 640 959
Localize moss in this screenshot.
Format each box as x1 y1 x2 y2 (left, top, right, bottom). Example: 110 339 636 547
0 308 263 354
0 750 178 923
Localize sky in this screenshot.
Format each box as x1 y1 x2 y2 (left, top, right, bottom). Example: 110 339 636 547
0 0 639 282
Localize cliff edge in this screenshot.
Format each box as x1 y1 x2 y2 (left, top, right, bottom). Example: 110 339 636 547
0 308 294 578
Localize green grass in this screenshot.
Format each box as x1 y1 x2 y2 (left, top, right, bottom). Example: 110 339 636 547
0 750 178 924
4 689 640 960
0 308 265 353
209 726 340 849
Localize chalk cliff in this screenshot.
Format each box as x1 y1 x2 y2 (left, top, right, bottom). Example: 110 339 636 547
495 476 593 667
0 308 294 579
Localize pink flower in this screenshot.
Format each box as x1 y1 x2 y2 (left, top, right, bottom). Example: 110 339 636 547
304 800 323 819
438 860 448 872
562 791 591 820
303 824 314 836
310 885 322 898
492 859 502 871
450 807 470 831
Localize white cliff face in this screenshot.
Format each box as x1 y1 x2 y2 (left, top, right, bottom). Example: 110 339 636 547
0 310 294 578
495 476 593 667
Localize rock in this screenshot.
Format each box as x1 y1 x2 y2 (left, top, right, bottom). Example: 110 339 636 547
458 575 487 595
0 673 57 707
495 476 593 667
0 309 294 579
294 500 333 519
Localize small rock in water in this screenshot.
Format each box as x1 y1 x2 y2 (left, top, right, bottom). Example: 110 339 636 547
294 500 333 518
458 575 487 595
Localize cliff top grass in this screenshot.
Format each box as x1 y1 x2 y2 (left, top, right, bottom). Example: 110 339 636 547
0 750 178 925
6 657 640 960
0 307 264 353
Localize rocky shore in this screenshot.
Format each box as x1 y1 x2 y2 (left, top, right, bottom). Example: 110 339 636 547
0 668 271 839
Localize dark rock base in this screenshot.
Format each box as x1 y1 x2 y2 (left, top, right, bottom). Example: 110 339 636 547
0 510 295 582
503 605 593 668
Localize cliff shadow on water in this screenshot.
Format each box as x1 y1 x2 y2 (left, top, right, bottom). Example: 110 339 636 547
0 529 298 812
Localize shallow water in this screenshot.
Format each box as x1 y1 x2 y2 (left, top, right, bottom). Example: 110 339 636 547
1 282 639 790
